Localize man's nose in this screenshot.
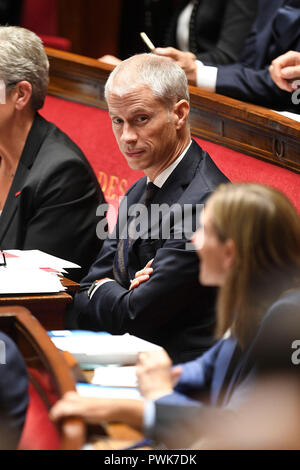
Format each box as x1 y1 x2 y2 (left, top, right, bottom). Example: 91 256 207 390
121 123 137 144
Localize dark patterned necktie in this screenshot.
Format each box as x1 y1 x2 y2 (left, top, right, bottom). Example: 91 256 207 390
113 182 159 287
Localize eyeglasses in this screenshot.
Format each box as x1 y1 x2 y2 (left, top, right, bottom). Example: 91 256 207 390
0 250 6 267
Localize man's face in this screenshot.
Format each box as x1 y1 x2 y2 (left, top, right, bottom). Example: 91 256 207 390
107 85 180 180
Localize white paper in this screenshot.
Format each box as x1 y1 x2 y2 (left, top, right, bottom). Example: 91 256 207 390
0 249 79 294
92 366 137 388
51 333 161 365
76 383 142 400
0 268 65 294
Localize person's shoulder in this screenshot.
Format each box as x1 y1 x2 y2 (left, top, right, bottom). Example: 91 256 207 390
185 140 229 195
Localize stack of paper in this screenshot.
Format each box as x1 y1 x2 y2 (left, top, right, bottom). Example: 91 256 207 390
0 249 80 294
49 330 161 366
76 383 142 400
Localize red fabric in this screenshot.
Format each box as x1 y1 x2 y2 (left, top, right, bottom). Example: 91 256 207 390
39 35 71 52
21 0 58 36
41 95 300 217
193 136 300 213
18 368 61 451
21 0 71 51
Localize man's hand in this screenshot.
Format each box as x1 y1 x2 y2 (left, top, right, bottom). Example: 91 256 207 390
50 392 145 429
154 47 197 85
50 391 116 424
98 55 122 66
269 50 300 92
129 259 154 290
136 349 182 401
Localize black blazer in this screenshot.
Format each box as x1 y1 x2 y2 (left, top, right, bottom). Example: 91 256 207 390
217 0 300 112
0 332 28 450
73 140 229 363
164 0 258 65
0 114 106 281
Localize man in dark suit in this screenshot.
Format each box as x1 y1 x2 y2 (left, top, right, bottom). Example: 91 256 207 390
72 53 228 363
0 26 106 282
155 0 300 113
163 0 258 65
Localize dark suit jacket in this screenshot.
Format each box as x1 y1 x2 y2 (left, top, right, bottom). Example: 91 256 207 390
73 140 229 363
164 0 258 65
217 0 300 112
0 113 106 282
148 289 300 448
0 332 28 450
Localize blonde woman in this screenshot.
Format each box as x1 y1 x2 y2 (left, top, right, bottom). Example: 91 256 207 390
51 183 300 449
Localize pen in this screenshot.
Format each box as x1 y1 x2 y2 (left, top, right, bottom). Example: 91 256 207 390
140 32 156 52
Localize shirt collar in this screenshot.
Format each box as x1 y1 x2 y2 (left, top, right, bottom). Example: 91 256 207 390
148 140 192 188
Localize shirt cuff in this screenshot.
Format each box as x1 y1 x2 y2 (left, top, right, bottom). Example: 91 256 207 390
195 60 218 92
89 278 114 299
143 400 156 436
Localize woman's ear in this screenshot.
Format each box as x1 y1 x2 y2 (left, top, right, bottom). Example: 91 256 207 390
14 81 33 110
173 99 190 130
223 238 236 271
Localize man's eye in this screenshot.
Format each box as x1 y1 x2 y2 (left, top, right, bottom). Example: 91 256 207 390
112 118 123 125
137 116 148 123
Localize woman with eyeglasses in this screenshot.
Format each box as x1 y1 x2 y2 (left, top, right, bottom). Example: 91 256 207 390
50 183 300 449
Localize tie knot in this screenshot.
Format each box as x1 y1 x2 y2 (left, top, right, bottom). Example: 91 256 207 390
144 182 159 205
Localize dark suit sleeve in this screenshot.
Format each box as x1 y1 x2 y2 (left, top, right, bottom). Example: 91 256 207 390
0 333 28 450
198 0 258 65
21 149 105 281
76 194 213 341
216 63 300 111
79 237 202 334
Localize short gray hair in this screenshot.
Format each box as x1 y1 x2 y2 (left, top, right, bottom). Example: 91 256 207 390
104 53 190 108
0 26 49 110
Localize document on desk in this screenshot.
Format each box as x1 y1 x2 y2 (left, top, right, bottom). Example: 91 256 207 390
0 249 80 294
76 383 142 400
0 267 65 294
50 331 162 365
92 366 137 388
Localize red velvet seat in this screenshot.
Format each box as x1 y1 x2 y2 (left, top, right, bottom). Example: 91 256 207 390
0 307 86 451
41 95 300 219
18 369 61 450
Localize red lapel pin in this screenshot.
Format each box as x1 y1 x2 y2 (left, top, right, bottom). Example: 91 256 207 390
15 191 21 197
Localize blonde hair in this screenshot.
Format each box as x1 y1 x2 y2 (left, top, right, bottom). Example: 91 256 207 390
207 183 300 348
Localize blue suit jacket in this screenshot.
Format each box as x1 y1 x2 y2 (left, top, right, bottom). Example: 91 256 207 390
149 289 300 448
73 140 229 363
216 0 300 112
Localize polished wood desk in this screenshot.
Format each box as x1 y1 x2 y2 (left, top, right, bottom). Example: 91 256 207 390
0 277 79 330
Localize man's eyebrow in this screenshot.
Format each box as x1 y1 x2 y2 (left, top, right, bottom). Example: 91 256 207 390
109 107 151 118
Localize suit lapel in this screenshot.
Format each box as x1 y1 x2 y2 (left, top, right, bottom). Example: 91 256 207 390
0 114 50 244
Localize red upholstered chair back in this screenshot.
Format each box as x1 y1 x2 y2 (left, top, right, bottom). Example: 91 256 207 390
21 0 71 51
18 368 61 450
0 307 85 451
41 95 300 221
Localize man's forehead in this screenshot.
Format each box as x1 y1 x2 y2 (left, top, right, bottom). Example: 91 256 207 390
109 81 152 98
